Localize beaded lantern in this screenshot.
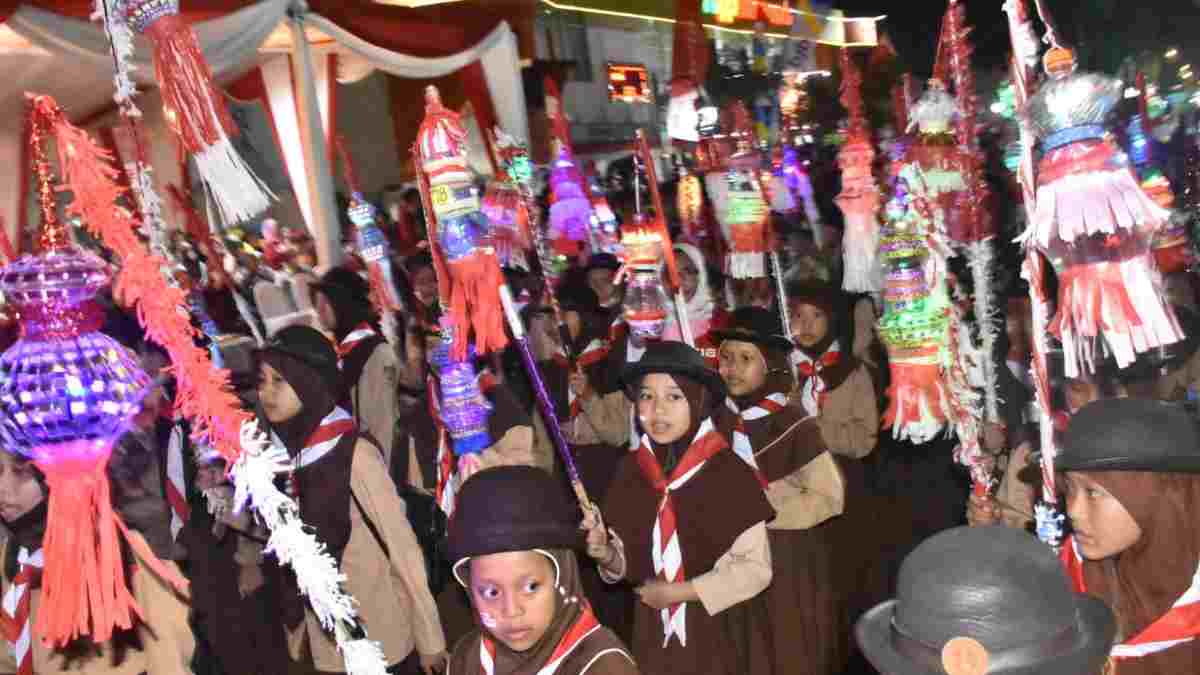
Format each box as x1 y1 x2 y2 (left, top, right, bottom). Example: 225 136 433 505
877 166 953 443
125 0 270 223
1024 47 1182 377
0 96 159 648
416 85 507 359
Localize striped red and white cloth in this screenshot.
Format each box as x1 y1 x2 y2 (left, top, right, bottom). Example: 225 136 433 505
480 598 602 675
1062 536 1200 659
634 418 728 647
283 407 356 498
792 341 843 417
165 425 191 540
0 547 42 675
336 322 378 368
725 393 787 487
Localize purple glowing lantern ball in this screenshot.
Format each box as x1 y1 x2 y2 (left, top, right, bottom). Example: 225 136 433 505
550 154 592 242
0 249 149 457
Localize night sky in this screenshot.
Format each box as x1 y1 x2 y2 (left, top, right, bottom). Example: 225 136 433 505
836 0 1200 76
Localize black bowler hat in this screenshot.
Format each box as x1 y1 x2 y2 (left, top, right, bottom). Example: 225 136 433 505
445 466 580 575
856 526 1115 675
1058 397 1200 473
255 325 340 386
710 306 794 353
618 340 726 403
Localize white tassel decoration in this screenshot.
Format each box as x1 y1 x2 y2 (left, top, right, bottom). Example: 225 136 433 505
965 240 1001 421
194 135 276 225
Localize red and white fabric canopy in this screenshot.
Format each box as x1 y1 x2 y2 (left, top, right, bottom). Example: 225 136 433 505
0 0 528 262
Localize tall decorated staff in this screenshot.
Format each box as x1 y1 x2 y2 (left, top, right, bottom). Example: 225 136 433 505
120 0 272 224
333 136 405 350
29 94 390 673
415 86 508 360
1021 47 1181 379
837 48 883 294
2 95 188 648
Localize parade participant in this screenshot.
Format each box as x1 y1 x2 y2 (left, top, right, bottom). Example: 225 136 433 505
445 466 638 675
662 243 725 349
406 252 441 325
0 448 195 674
1059 398 1200 674
585 253 624 316
712 307 848 675
856 525 1116 675
584 341 774 675
788 283 879 458
255 326 447 674
311 266 401 464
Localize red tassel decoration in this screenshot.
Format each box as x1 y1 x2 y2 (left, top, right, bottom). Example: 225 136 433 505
126 0 271 223
415 86 508 358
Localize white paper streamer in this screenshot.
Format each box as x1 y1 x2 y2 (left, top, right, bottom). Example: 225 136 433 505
965 239 1000 421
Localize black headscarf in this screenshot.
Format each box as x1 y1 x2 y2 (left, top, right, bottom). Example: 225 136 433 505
257 350 340 456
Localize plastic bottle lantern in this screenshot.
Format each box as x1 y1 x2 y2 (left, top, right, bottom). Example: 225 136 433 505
707 169 770 278
1141 173 1193 274
481 178 531 268
347 195 403 311
1026 47 1182 377
417 85 507 359
620 215 670 342
548 148 592 247
427 322 492 491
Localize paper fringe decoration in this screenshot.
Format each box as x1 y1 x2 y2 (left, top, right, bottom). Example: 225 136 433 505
965 240 1000 421
43 97 385 674
836 49 882 293
123 0 273 224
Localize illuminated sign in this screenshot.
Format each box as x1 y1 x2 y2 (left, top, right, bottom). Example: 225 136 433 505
701 0 791 26
607 63 653 103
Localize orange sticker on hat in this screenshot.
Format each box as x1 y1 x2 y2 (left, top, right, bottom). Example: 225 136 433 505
941 636 990 675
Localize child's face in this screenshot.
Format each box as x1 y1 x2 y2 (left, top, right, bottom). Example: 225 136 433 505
196 463 228 491
256 362 303 423
637 373 694 445
0 453 44 523
1064 472 1142 561
468 551 558 652
719 340 767 398
790 303 829 349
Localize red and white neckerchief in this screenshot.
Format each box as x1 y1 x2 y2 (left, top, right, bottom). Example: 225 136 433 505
479 601 602 675
551 339 609 431
0 547 42 675
725 393 787 488
336 322 378 368
165 423 191 540
281 407 356 498
429 371 497 516
1062 537 1200 659
792 341 842 417
635 418 728 647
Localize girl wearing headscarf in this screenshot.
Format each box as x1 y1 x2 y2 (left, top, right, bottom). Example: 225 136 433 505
662 244 727 362
1059 398 1200 674
256 325 447 674
310 266 400 466
0 449 194 675
445 466 637 674
584 341 774 675
787 283 879 458
711 307 848 675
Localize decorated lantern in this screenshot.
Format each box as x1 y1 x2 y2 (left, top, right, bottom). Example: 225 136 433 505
898 80 970 242
481 176 532 268
416 86 507 359
1024 47 1182 377
877 166 954 443
0 96 185 647
335 137 403 313
426 321 492 502
619 215 671 342
706 103 771 279
584 161 622 255
837 50 882 293
548 149 592 247
124 0 271 224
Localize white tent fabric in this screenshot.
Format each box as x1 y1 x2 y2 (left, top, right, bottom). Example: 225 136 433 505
0 1 529 265
307 15 529 145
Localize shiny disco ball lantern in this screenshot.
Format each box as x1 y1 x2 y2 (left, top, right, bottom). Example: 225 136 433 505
0 248 149 456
